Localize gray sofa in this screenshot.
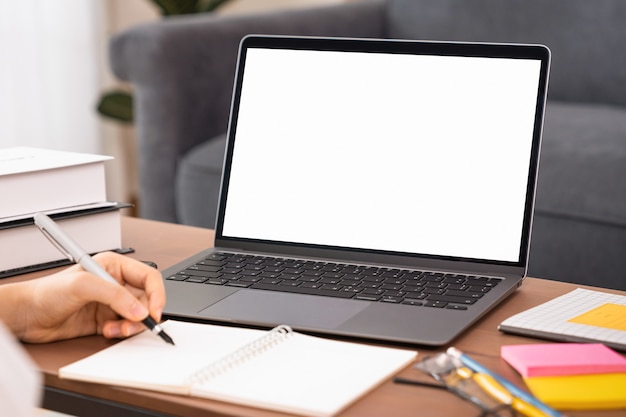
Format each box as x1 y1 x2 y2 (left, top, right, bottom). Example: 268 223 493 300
110 0 626 290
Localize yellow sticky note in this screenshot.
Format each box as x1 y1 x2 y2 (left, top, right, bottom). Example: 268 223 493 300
524 373 626 410
568 303 626 331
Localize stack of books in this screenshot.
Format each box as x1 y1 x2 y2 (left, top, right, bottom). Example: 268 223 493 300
0 146 130 278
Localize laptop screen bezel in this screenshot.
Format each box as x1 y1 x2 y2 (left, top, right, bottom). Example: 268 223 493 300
213 35 550 277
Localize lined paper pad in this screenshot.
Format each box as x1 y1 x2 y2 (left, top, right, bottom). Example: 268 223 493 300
59 320 417 417
501 343 626 377
498 288 626 351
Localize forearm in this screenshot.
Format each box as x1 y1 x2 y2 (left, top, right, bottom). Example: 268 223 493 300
0 281 32 340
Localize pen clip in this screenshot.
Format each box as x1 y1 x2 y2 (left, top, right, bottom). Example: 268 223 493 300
35 218 76 263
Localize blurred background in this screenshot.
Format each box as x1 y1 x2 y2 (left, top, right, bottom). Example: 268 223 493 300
0 0 344 211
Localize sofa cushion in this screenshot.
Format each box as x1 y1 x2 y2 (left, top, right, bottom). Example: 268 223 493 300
385 0 626 107
175 134 228 228
536 101 626 225
529 101 626 288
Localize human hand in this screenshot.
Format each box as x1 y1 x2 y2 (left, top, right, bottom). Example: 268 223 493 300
2 252 165 343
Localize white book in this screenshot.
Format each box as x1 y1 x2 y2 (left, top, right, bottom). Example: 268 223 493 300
59 320 417 417
0 147 112 219
0 204 127 276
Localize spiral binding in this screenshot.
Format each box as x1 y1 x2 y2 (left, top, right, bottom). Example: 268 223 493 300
185 325 293 385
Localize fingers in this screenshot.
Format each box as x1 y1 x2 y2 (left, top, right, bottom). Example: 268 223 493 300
15 253 166 343
92 252 166 321
59 270 149 320
101 319 145 339
57 253 165 336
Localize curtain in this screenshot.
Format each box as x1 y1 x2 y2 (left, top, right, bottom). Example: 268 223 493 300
0 1 103 154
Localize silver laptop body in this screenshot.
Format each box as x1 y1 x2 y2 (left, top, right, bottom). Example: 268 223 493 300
162 35 550 347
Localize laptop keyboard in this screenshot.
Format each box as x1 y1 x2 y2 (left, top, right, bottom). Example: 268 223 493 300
165 252 502 310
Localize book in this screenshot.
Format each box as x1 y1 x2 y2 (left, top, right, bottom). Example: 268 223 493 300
59 320 418 417
501 343 626 377
0 203 129 278
498 288 626 351
0 146 111 219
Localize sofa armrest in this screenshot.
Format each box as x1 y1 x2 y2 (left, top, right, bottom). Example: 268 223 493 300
109 0 386 223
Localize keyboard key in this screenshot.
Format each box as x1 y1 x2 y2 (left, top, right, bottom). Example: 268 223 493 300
355 294 381 301
221 268 243 274
258 278 282 285
422 288 446 295
300 282 323 289
426 294 478 305
424 300 448 308
468 286 492 293
183 269 222 279
185 276 208 283
443 276 466 284
380 284 404 291
166 274 188 281
420 275 444 282
240 269 261 276
205 278 229 285
226 281 252 288
240 276 263 283
360 287 384 295
402 298 424 306
445 290 484 299
206 253 228 261
381 295 403 303
189 262 223 271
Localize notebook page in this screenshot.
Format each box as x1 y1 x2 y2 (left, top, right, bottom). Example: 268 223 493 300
190 332 417 417
498 288 626 350
59 321 268 394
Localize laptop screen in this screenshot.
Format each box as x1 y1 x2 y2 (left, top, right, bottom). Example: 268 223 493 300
219 38 548 266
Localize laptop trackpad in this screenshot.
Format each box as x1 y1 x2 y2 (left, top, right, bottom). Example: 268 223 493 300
197 289 368 329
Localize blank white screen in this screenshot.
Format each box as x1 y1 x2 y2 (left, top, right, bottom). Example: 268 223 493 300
222 48 541 262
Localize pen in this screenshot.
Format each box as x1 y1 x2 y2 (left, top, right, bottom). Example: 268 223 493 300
33 212 175 346
448 347 560 417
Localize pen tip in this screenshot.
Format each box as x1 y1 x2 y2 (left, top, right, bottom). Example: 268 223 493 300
161 331 175 346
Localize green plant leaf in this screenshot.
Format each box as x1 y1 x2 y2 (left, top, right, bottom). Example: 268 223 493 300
150 0 230 15
150 0 201 15
96 91 134 123
196 0 231 12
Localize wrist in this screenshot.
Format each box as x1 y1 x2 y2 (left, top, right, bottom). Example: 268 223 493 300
0 281 32 340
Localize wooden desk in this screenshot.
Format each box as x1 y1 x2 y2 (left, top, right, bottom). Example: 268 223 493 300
15 217 626 417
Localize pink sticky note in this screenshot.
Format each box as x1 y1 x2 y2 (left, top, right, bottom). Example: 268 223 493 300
501 343 626 377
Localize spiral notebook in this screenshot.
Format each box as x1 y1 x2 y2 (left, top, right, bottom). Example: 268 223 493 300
59 320 417 417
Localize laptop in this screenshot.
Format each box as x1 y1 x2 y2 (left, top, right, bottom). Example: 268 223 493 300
162 35 551 347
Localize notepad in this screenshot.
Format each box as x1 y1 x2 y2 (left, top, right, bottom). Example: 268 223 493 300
498 288 626 351
59 320 417 417
501 343 626 377
523 373 626 410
